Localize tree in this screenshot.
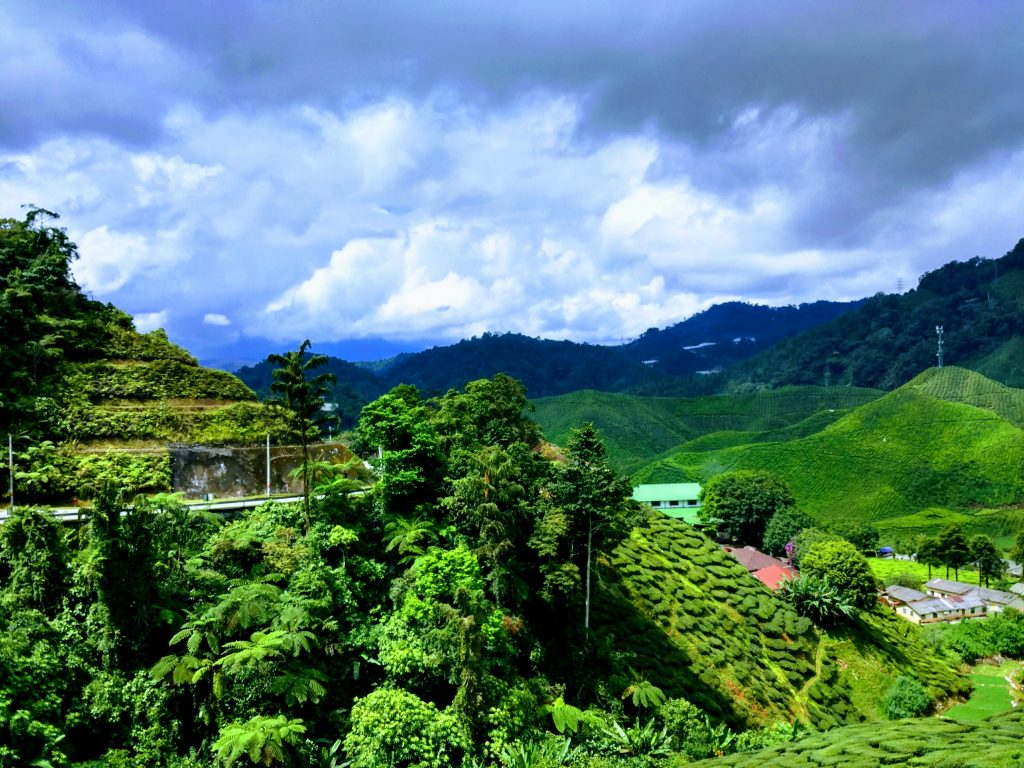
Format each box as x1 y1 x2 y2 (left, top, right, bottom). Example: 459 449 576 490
267 340 337 533
762 508 815 557
791 527 842 568
834 522 879 553
970 535 1004 588
547 424 639 631
1009 534 1024 582
356 387 443 515
0 505 69 614
881 676 930 720
938 523 971 580
916 535 943 580
799 539 878 608
698 470 795 545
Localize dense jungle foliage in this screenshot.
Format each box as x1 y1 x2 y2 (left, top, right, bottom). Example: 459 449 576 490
1 371 984 767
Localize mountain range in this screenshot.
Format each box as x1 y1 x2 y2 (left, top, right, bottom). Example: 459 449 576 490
236 235 1024 424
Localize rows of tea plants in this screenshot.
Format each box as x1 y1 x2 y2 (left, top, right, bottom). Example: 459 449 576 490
692 708 1024 768
594 517 967 732
633 372 1024 529
534 386 882 473
907 365 1024 427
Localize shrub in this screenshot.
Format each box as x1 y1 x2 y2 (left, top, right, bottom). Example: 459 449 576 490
778 575 856 627
882 675 931 719
799 539 878 608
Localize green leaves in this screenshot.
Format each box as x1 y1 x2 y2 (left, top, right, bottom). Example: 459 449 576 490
213 714 307 766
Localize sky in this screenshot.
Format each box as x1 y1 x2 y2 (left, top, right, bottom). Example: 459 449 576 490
3 1 1024 365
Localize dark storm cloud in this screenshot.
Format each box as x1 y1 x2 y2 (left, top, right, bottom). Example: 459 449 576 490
3 0 1024 352
11 1 1023 240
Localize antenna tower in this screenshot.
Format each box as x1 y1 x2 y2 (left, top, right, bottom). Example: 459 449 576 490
935 325 944 369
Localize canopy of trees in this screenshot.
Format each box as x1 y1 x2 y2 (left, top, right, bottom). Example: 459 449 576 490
699 469 796 544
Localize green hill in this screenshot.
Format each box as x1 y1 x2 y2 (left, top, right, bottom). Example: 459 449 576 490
594 516 967 729
1 211 290 502
730 237 1024 391
634 368 1024 542
693 708 1024 768
534 386 883 474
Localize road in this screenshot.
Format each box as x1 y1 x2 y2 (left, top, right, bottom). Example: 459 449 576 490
0 495 306 524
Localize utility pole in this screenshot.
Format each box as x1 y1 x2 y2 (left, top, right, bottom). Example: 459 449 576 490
936 325 944 369
266 433 271 496
7 434 13 512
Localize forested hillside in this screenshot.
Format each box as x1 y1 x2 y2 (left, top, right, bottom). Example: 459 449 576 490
0 210 289 501
0 374 973 767
731 237 1024 391
235 304 864 412
620 300 864 376
633 367 1024 543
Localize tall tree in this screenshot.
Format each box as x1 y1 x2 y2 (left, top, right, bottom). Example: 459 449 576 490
1009 534 1024 582
548 423 639 631
969 535 1004 588
938 523 971 581
267 340 337 532
916 535 943 580
699 469 796 545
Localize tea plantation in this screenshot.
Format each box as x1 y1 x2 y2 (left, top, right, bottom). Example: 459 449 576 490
631 368 1024 541
534 385 882 474
692 708 1024 768
593 517 966 729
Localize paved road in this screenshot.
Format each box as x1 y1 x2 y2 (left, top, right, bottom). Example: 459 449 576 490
0 495 306 524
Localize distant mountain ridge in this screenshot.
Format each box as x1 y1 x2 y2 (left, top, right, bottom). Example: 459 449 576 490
620 300 866 375
235 300 863 420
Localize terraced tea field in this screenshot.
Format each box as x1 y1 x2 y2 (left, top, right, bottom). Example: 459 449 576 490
692 708 1024 768
595 517 966 729
534 385 881 473
632 369 1024 539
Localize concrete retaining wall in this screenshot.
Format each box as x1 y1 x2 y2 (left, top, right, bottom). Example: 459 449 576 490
170 443 355 498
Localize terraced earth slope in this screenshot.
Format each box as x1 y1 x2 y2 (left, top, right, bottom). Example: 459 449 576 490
593 516 967 729
533 386 883 474
692 708 1024 768
631 368 1024 541
24 327 290 500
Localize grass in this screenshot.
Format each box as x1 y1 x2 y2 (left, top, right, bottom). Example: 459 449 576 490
944 661 1019 721
869 557 938 588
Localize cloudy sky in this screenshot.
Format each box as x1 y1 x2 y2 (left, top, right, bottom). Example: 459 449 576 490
3 1 1024 364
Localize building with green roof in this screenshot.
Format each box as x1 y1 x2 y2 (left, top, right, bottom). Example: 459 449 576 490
632 482 702 525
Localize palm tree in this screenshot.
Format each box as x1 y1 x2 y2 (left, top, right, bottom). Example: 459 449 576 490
267 340 337 533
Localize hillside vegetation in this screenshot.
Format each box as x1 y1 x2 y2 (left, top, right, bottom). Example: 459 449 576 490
534 386 882 474
595 516 967 730
0 210 289 501
694 708 1024 768
633 367 1024 541
731 237 1024 391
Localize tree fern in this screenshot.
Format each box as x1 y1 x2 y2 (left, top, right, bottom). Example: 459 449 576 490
212 715 306 767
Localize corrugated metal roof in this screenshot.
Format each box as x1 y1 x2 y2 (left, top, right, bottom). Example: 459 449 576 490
632 483 702 503
905 594 986 616
884 585 926 603
925 578 974 595
926 579 1022 605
